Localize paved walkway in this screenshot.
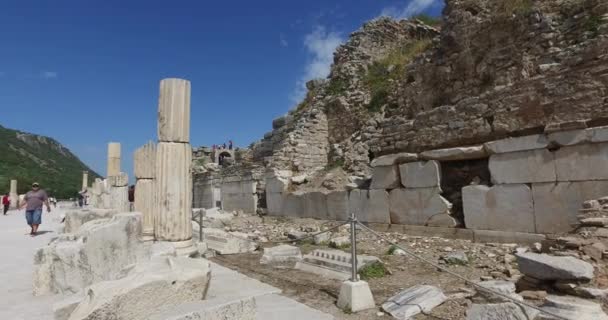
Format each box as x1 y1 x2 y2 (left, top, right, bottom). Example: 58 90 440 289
0 206 63 320
0 205 333 320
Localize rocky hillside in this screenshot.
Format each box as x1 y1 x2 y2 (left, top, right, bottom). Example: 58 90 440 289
250 0 608 180
0 124 100 198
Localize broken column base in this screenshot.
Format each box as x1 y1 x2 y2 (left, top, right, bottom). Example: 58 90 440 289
337 280 375 313
171 239 197 257
142 229 155 242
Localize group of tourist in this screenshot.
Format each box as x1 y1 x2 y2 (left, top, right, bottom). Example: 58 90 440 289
212 140 233 151
2 182 52 237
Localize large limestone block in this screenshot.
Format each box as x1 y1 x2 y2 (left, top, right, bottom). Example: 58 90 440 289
266 176 290 193
221 180 257 195
590 125 608 143
67 257 211 320
326 191 349 221
266 192 283 215
554 143 608 181
222 192 257 214
516 252 594 281
158 78 191 143
155 142 193 242
389 188 451 226
484 134 549 154
349 189 390 224
64 208 118 233
133 141 156 179
462 184 536 233
134 179 156 237
489 149 556 184
302 192 328 220
371 152 418 167
532 181 608 233
466 302 538 320
281 193 304 218
33 213 150 296
420 145 487 161
399 160 441 188
548 129 591 146
370 165 401 190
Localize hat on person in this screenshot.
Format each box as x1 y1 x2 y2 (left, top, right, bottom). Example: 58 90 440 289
32 182 40 187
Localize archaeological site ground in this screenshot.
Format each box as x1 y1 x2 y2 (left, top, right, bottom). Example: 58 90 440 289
2 0 608 319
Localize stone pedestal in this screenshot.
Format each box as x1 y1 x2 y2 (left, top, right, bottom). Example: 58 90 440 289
337 280 375 312
154 78 194 256
107 142 121 177
9 179 18 209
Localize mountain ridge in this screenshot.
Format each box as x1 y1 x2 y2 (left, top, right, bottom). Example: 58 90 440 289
0 124 101 198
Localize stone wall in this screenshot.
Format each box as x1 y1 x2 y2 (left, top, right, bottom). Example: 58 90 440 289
192 170 264 214
266 126 608 237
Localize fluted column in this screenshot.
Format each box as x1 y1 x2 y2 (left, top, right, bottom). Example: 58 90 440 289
154 78 195 256
134 141 156 241
82 171 88 191
9 180 18 209
107 142 121 177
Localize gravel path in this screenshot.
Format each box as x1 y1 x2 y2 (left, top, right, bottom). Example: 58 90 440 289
0 205 66 320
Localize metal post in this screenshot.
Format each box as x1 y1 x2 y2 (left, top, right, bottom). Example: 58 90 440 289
199 210 203 243
350 213 358 282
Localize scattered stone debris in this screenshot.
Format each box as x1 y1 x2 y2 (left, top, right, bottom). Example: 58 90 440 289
203 227 258 255
295 249 380 280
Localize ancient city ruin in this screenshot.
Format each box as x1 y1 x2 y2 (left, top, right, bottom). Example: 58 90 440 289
4 0 608 319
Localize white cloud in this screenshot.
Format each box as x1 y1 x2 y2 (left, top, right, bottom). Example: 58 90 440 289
381 0 438 19
290 25 343 104
41 71 58 79
280 33 289 47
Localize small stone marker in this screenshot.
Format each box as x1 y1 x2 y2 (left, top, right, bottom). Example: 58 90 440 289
382 285 447 319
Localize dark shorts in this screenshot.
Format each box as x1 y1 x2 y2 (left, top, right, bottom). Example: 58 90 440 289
26 209 42 225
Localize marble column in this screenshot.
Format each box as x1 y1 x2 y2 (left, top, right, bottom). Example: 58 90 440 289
134 141 156 241
107 142 121 177
9 180 18 209
82 171 89 191
154 78 195 256
108 172 129 212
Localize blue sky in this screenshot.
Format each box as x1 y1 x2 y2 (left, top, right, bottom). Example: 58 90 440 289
0 0 443 180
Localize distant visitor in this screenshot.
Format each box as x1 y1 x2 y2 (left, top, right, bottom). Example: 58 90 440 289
128 185 135 211
19 182 51 236
2 193 9 215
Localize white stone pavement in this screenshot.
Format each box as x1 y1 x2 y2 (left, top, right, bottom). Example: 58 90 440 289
0 205 333 320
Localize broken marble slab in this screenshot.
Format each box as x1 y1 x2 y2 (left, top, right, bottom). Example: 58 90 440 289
539 295 608 320
382 285 446 319
466 302 539 320
203 227 258 255
260 245 302 264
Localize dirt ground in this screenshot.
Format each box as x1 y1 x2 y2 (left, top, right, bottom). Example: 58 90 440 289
209 216 530 320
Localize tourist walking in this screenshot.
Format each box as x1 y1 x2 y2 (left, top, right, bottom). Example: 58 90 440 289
77 191 84 208
2 193 10 215
128 185 135 211
19 182 51 236
228 140 233 150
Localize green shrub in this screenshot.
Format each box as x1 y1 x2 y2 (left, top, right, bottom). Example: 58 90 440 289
386 245 398 255
326 77 349 96
411 14 442 26
359 261 387 280
362 39 432 112
497 0 534 17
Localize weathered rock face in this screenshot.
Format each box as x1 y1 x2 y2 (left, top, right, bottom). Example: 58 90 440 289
66 256 211 320
33 213 150 296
